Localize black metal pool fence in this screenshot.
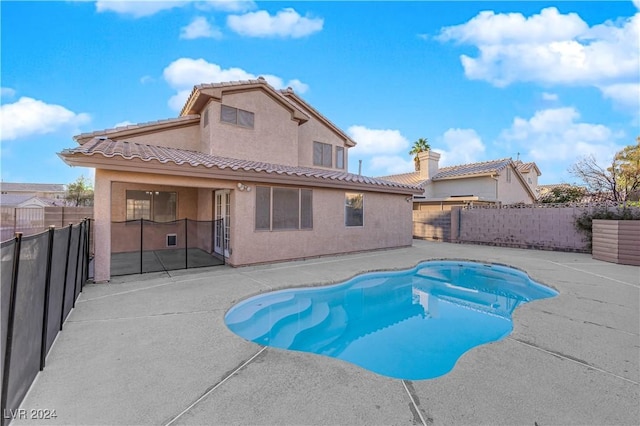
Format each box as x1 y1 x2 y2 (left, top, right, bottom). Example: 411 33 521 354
110 218 226 276
1 219 92 426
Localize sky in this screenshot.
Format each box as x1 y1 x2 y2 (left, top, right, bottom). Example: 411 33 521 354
1 0 639 186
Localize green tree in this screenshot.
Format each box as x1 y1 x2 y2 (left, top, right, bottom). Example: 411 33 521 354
539 185 586 203
65 176 94 206
569 141 640 202
408 138 430 171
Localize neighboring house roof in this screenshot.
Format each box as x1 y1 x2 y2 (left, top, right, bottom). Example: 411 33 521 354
380 158 513 186
514 160 541 176
73 115 201 145
59 138 421 195
432 158 512 181
380 157 537 200
0 182 66 193
0 195 54 208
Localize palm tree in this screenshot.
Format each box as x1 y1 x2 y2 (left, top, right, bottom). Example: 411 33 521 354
409 138 430 171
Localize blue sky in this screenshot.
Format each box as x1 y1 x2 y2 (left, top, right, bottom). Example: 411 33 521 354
1 0 638 186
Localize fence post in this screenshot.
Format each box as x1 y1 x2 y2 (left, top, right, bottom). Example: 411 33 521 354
72 221 83 308
185 219 188 270
1 233 23 426
60 223 73 330
84 218 91 284
140 218 143 274
40 226 56 371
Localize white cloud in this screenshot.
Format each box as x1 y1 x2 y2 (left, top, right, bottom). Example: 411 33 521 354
599 83 640 111
95 1 185 18
435 128 486 167
1 87 16 99
227 7 323 38
369 156 414 175
438 7 640 112
347 126 410 156
542 92 558 101
180 16 222 39
0 97 90 141
140 75 154 84
499 107 624 178
93 0 255 18
163 57 309 110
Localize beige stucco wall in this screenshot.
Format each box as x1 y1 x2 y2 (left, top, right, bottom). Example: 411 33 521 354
204 91 300 165
296 116 349 170
231 184 413 266
92 170 236 282
120 124 200 151
428 176 498 201
496 169 535 204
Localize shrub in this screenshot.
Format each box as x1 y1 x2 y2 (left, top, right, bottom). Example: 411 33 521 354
574 205 640 248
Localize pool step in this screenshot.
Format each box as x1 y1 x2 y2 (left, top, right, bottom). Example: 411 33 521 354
228 297 312 341
290 305 348 353
225 293 295 325
267 302 331 349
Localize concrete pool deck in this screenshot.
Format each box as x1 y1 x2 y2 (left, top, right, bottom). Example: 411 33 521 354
13 240 639 425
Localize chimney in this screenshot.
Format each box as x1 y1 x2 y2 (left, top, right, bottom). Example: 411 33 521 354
417 150 440 180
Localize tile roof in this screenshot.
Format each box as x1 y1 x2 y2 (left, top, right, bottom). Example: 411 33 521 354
73 115 200 142
0 182 66 192
60 139 420 193
376 172 426 186
379 158 513 185
432 158 512 180
0 194 57 207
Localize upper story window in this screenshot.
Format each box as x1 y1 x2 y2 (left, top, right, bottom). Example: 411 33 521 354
203 109 209 128
126 190 177 222
313 141 332 167
336 146 345 169
221 105 254 129
506 168 512 183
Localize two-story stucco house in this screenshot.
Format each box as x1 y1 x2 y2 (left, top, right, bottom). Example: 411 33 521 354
381 151 539 211
59 78 420 282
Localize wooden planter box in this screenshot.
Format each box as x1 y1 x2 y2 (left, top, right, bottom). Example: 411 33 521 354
592 219 640 266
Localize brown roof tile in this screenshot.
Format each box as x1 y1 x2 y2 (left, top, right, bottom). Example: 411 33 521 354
432 158 512 180
73 115 200 142
60 139 420 192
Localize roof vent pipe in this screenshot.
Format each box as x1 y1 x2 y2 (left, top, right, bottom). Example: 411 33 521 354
358 160 362 176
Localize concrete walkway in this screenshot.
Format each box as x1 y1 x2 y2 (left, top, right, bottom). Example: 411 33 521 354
14 241 640 425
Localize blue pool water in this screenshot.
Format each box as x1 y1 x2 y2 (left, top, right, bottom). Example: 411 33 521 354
224 260 558 380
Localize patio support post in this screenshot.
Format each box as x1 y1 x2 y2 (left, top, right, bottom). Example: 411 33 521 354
185 218 188 270
140 218 143 274
60 223 73 330
39 226 56 371
1 233 23 426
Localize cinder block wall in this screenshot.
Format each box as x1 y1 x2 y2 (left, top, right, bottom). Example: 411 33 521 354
452 206 590 252
413 211 452 241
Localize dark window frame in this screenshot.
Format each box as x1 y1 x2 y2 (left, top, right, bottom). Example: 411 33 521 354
255 186 313 231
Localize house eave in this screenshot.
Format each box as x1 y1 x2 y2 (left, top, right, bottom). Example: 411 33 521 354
59 154 421 196
74 117 201 145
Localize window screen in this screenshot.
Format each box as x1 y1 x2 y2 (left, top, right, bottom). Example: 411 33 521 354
126 190 176 222
221 105 237 124
273 188 299 230
313 142 332 167
301 189 313 229
336 146 344 169
255 186 271 230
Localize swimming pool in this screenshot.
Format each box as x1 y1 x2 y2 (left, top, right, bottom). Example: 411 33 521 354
225 260 558 380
